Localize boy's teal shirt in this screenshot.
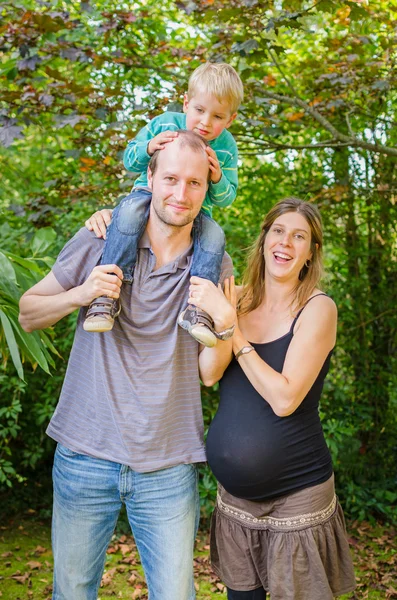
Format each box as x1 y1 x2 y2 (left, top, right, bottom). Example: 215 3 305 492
123 112 238 217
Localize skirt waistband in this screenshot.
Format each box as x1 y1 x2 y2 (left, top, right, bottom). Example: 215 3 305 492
216 477 337 531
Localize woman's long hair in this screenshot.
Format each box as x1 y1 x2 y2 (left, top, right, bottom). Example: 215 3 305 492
238 198 324 316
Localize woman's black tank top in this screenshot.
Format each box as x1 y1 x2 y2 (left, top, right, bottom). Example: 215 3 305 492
206 295 333 501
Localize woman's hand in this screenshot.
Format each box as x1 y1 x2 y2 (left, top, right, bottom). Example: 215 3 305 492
188 275 237 332
85 209 113 239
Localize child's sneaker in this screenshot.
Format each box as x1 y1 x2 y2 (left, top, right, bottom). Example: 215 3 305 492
177 305 217 347
83 297 121 333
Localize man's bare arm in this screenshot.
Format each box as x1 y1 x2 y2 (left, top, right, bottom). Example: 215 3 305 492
19 264 123 332
199 338 233 387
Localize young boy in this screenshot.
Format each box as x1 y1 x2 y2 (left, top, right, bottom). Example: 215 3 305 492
83 62 243 347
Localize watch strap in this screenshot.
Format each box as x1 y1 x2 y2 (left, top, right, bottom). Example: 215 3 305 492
213 323 236 341
235 345 255 360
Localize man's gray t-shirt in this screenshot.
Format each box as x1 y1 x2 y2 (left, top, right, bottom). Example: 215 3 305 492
47 227 233 472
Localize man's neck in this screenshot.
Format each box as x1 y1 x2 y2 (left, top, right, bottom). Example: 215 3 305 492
146 217 193 270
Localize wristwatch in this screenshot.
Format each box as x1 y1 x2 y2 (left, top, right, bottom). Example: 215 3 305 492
213 323 236 341
235 345 255 360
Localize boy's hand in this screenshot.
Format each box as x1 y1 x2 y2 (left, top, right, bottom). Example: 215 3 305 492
148 131 179 155
85 209 113 240
206 147 222 183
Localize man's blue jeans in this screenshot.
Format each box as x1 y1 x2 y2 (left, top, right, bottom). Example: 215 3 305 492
101 188 226 285
52 443 199 600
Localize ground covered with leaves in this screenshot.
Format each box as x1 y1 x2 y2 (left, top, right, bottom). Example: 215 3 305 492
0 518 396 599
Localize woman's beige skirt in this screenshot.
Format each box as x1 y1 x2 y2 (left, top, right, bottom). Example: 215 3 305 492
210 475 356 600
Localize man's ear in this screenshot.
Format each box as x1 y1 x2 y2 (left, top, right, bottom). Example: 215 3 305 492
183 93 189 114
225 112 238 129
147 167 153 190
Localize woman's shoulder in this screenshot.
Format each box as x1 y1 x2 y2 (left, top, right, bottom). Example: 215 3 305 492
308 290 336 309
298 291 337 325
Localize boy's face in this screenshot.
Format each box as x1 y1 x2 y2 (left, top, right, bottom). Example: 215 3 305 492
183 91 237 141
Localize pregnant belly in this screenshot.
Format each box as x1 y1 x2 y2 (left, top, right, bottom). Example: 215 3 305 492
206 414 285 496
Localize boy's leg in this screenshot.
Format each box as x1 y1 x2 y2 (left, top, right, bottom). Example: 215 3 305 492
83 188 151 333
191 211 226 285
125 463 200 600
52 444 122 600
101 188 152 283
178 211 226 347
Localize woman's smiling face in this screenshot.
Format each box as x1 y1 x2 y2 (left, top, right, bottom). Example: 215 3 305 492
263 211 313 281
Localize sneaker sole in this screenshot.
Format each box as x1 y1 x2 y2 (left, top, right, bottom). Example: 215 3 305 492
188 325 218 348
83 320 115 333
177 310 217 347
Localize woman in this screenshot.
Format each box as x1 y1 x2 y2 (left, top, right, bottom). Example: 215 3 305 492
188 198 356 600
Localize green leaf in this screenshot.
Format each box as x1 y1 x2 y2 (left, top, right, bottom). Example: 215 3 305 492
40 330 62 358
7 308 51 374
5 253 44 274
31 228 57 256
0 309 24 379
0 251 17 284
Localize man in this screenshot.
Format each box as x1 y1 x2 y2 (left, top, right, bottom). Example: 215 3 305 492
19 131 235 600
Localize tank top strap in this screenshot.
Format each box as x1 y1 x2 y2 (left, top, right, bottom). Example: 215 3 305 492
289 293 329 334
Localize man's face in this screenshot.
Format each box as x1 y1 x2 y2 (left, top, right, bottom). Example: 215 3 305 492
147 140 209 229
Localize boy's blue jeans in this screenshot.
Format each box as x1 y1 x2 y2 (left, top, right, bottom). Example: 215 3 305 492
52 443 199 600
101 188 226 285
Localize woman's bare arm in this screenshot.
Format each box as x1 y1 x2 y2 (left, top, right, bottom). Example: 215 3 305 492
232 295 337 416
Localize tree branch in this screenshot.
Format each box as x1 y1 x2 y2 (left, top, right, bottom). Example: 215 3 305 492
236 134 351 151
260 90 397 157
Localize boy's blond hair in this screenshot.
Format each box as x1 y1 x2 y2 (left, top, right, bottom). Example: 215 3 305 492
187 62 244 114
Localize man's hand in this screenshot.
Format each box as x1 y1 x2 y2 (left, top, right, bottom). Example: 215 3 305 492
85 209 113 239
206 147 222 183
77 265 123 306
147 131 179 156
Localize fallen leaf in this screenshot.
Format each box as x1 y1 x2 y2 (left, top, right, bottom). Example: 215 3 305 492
101 567 116 587
26 560 42 570
119 543 132 556
11 571 30 584
33 545 47 556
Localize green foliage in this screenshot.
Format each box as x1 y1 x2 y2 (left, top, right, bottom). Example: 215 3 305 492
0 0 396 524
0 371 26 487
0 222 59 378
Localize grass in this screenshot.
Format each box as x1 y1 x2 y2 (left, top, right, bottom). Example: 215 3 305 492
0 517 396 599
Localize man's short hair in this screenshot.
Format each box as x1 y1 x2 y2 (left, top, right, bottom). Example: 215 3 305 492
187 62 244 114
148 130 211 181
